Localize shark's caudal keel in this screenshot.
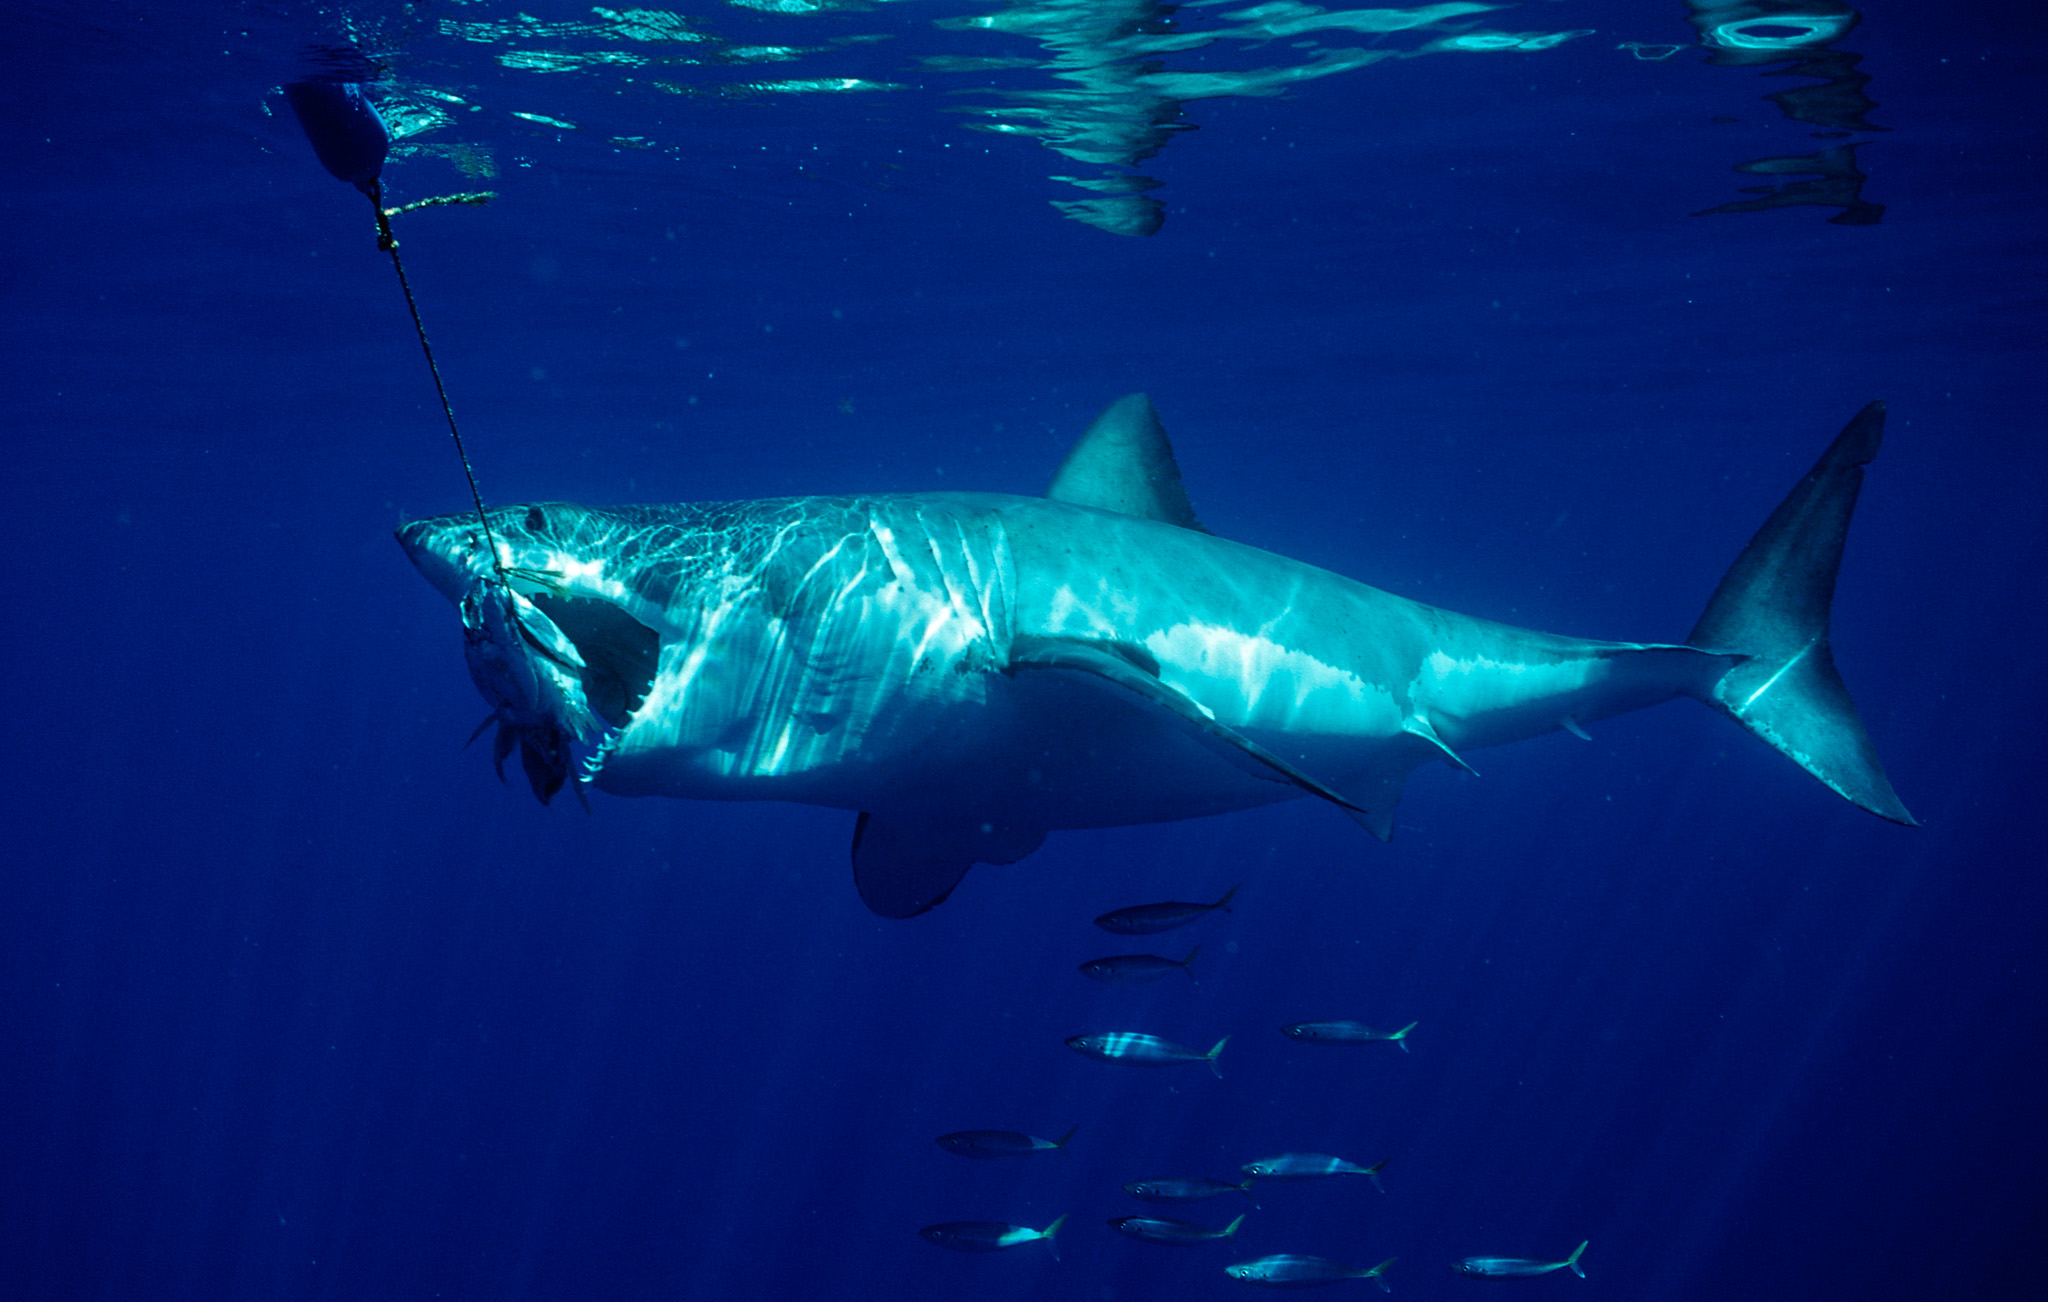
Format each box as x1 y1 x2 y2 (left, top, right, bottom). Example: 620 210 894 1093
397 395 1912 918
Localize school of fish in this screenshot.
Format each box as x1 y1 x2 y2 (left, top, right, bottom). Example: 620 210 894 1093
917 884 1588 1287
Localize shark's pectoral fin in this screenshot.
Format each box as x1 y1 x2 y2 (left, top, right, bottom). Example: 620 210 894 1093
1339 769 1409 842
852 813 1046 919
1007 634 1380 823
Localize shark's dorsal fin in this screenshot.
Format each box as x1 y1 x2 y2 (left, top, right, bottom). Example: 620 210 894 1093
1045 394 1209 532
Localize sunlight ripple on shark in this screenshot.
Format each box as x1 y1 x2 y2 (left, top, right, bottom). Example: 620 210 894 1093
397 395 1913 917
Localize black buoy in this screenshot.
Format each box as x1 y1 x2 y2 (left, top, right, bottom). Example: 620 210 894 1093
284 80 390 197
285 73 503 572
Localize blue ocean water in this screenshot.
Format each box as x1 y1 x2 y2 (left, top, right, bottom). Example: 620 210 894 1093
5 1 2044 1298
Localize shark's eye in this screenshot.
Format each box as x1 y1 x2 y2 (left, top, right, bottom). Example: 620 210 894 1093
526 506 546 531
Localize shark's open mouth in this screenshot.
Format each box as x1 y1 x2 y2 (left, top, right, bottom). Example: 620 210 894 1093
522 590 660 727
399 513 667 804
462 579 662 805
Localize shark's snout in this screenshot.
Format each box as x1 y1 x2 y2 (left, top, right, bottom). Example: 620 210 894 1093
397 516 489 605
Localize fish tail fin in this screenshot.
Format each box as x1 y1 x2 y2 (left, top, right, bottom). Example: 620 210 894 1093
1222 1214 1246 1238
1368 1257 1397 1292
1041 1212 1068 1260
1363 1156 1389 1193
1213 883 1241 913
1565 1241 1587 1278
1207 1035 1230 1078
1392 1020 1417 1050
1684 402 1913 825
1181 944 1201 982
1054 1125 1078 1149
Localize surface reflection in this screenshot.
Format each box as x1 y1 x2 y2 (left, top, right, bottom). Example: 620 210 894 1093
1693 142 1882 226
934 0 1595 234
1687 0 1886 224
303 1 1901 236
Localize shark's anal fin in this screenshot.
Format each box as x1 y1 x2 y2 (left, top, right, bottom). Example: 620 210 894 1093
1045 394 1209 532
851 813 1045 919
1007 634 1378 823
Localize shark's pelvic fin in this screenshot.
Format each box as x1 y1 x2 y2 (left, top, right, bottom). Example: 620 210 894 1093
1044 394 1209 532
1402 714 1478 775
1686 401 1915 825
851 813 1045 919
1006 633 1378 820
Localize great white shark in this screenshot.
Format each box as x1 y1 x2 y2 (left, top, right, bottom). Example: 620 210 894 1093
397 395 1912 917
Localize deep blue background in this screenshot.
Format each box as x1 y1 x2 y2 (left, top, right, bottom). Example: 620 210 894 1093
5 2 2044 1298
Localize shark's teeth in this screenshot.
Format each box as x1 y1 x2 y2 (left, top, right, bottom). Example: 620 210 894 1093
582 725 626 781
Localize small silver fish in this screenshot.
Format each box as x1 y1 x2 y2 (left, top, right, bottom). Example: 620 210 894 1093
1094 885 1240 935
920 1213 1068 1255
1125 1175 1257 1204
1079 945 1200 984
936 1126 1076 1158
1240 1153 1388 1190
1226 1254 1396 1290
1450 1241 1587 1279
1067 1033 1229 1077
1110 1212 1246 1245
1281 1020 1417 1051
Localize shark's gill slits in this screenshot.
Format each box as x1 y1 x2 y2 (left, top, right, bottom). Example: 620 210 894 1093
527 592 661 726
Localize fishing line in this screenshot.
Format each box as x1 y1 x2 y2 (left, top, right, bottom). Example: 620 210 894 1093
364 181 502 571
285 76 506 573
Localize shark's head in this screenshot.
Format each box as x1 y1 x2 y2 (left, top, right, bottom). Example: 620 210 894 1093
398 508 662 804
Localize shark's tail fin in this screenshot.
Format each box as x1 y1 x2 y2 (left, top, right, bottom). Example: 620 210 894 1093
1564 1241 1587 1279
1685 402 1914 825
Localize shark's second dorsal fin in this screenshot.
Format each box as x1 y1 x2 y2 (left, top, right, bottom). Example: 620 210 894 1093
1045 394 1209 532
